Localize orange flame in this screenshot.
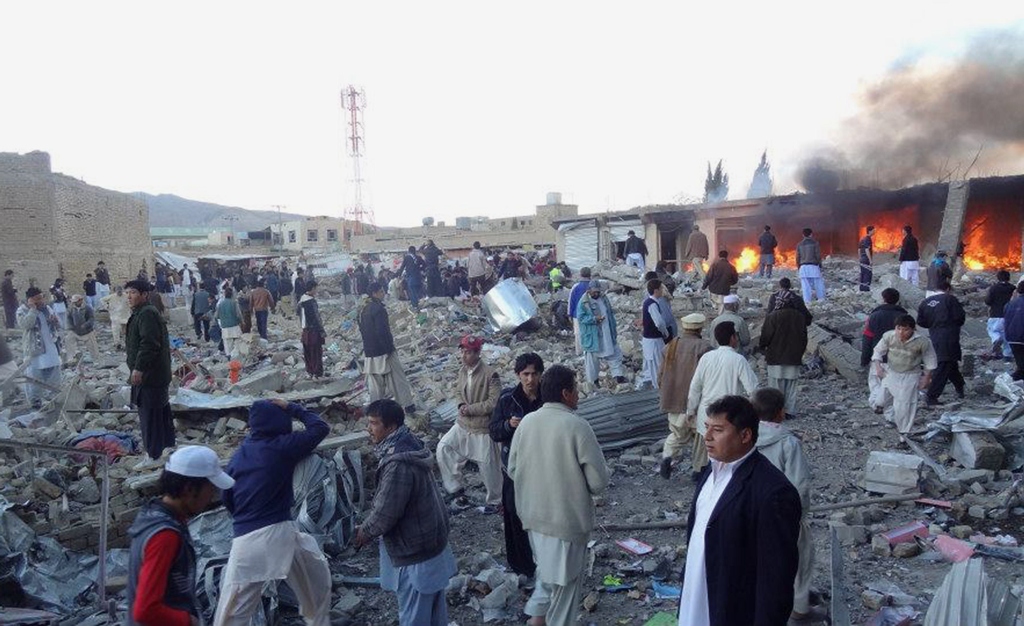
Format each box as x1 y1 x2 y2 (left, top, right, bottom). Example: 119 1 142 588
734 247 760 274
962 215 1021 271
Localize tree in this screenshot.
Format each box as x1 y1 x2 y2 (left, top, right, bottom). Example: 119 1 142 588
704 160 729 203
747 150 773 198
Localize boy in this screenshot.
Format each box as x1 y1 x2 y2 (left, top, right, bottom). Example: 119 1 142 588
871 314 937 433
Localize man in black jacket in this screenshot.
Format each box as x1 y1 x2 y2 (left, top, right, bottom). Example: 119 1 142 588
421 240 444 298
678 395 801 626
125 279 174 470
757 225 778 278
898 225 921 286
918 280 966 406
623 230 648 270
358 282 416 412
760 292 810 418
488 353 544 587
985 270 1015 359
862 288 908 412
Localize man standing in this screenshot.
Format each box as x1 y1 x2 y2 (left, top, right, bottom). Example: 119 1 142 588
757 225 778 279
2 270 17 329
861 288 908 412
752 389 823 624
871 315 937 433
16 286 62 407
577 280 626 388
214 400 332 626
709 294 750 354
796 228 825 303
658 314 713 480
103 286 132 350
918 280 966 406
437 336 503 512
640 279 672 389
898 225 921 286
358 282 416 412
399 246 426 309
686 322 758 478
859 225 875 292
298 281 324 379
66 294 100 363
509 365 610 626
489 353 544 585
467 242 490 295
127 446 234 626
677 395 801 626
701 250 738 314
249 279 275 340
760 287 811 417
925 251 954 298
623 230 648 270
95 260 111 301
422 239 444 298
356 400 456 626
985 270 1015 360
125 279 174 470
83 273 99 310
190 284 212 342
567 267 592 355
684 224 710 281
1002 283 1024 380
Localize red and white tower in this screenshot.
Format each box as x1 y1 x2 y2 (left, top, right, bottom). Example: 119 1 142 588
341 85 374 240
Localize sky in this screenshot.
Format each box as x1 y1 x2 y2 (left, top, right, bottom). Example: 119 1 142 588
2 2 1021 227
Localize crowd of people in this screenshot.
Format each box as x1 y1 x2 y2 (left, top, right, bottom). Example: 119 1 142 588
1 220 1018 626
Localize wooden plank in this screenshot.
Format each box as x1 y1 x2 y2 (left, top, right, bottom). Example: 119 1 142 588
830 526 852 626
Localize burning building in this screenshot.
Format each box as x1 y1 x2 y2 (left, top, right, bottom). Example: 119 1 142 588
555 174 1024 275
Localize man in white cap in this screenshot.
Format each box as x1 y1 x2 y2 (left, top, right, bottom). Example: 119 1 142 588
127 445 234 626
658 313 714 479
709 294 750 355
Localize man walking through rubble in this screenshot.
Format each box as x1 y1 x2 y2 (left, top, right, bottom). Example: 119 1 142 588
103 285 131 350
489 353 545 586
66 294 100 364
95 260 111 301
702 250 738 314
862 288 908 413
16 286 62 408
758 225 778 279
684 224 710 281
568 267 592 355
985 270 1015 360
298 281 325 379
710 294 750 355
623 229 648 270
678 395 801 626
2 270 17 329
438 335 503 513
125 279 175 470
659 313 713 480
190 283 212 343
926 250 954 298
422 239 444 298
214 399 332 626
640 278 672 389
898 225 921 286
918 279 966 407
686 322 758 480
1002 282 1024 380
509 365 610 626
577 280 627 388
355 400 456 626
249 278 275 340
215 287 244 360
796 227 826 303
358 281 416 412
399 246 426 309
760 284 812 418
859 225 875 292
467 241 490 295
871 315 937 434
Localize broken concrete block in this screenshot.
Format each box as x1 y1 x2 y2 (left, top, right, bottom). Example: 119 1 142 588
950 431 1005 471
871 534 891 557
863 451 923 495
331 589 363 615
953 468 993 486
69 476 101 504
226 417 248 431
830 522 868 546
968 506 987 519
479 579 516 609
229 368 288 395
33 477 63 499
892 542 921 558
861 589 887 610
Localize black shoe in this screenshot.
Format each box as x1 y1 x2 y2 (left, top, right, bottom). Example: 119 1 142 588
955 389 965 400
614 376 628 384
659 458 673 480
926 399 944 407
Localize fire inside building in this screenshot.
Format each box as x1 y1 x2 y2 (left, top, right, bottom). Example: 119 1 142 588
556 174 1024 275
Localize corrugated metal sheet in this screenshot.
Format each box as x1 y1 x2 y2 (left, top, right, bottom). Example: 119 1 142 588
560 221 599 272
577 389 668 451
608 218 643 243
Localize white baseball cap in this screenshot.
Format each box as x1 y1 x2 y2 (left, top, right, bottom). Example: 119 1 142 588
723 294 740 304
165 446 235 490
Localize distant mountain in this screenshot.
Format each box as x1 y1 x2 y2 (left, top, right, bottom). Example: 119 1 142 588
134 192 306 231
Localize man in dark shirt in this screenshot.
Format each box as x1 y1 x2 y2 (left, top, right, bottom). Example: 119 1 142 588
421 239 444 298
985 270 1015 359
918 280 966 406
758 225 778 279
125 279 174 470
858 226 875 292
623 230 649 270
83 273 99 310
2 270 17 329
898 225 921 286
399 247 426 309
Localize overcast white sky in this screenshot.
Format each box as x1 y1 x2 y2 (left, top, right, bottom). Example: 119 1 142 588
1 2 1020 226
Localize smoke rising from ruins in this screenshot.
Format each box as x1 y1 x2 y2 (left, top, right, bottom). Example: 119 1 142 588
798 29 1024 193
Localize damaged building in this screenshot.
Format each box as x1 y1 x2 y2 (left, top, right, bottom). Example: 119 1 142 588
0 151 152 289
555 175 1024 275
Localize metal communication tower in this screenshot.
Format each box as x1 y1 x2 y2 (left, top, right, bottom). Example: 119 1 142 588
341 85 374 238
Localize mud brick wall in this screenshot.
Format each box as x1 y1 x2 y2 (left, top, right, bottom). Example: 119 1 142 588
0 151 152 294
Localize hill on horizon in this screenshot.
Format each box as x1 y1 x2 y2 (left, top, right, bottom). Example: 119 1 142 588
135 192 307 231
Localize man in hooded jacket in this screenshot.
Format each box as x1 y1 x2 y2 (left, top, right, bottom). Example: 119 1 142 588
214 399 332 626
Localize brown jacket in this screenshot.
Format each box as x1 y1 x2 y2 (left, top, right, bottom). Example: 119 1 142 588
684 230 710 259
702 259 738 296
659 331 714 413
249 287 275 312
457 361 501 433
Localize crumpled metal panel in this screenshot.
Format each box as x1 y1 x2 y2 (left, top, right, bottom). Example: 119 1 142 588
481 279 539 333
923 558 1021 626
576 389 669 451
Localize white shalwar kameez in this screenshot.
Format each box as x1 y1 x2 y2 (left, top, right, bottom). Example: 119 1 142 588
678 448 755 626
584 298 624 383
527 531 588 626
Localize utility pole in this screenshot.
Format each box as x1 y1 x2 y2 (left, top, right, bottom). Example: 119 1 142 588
341 85 374 246
271 204 286 252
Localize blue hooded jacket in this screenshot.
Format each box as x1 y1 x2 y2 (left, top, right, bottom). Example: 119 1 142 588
223 400 329 537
